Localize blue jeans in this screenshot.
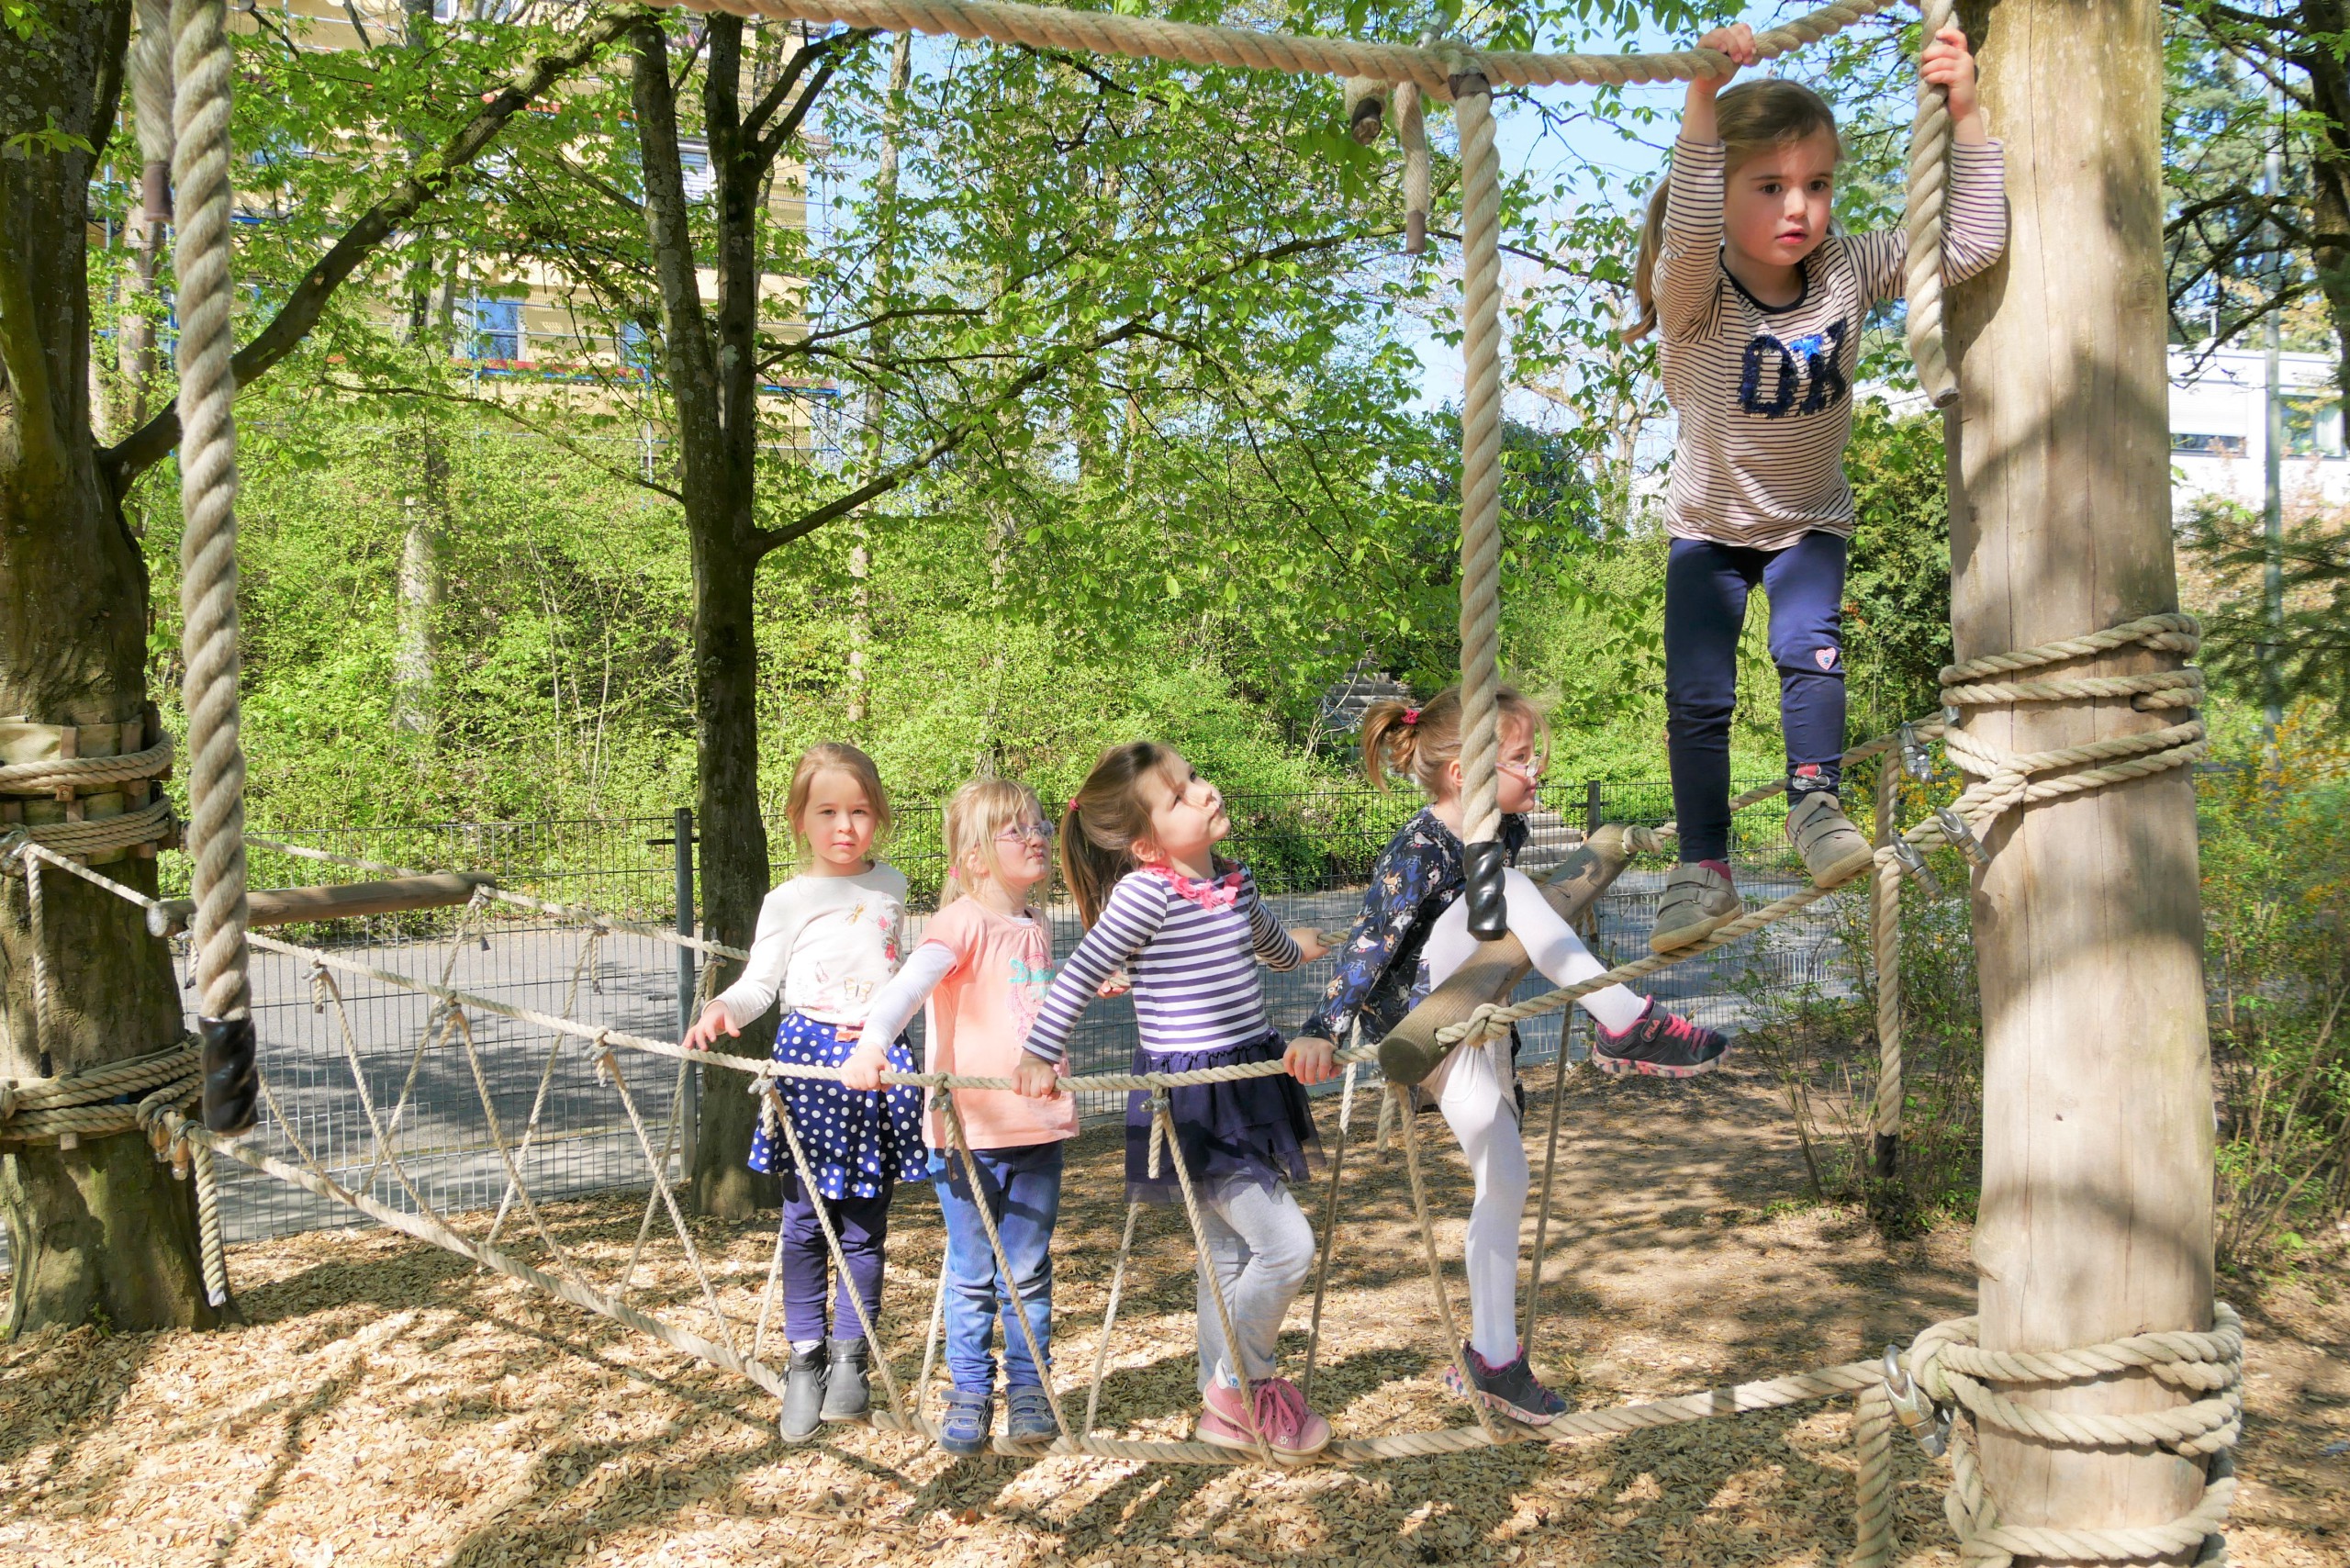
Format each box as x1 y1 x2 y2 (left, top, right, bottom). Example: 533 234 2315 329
1663 530 1850 864
934 1141 1065 1394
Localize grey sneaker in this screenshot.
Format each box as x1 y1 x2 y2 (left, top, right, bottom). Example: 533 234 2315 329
1004 1385 1058 1445
820 1337 870 1422
1595 999 1729 1078
1786 790 1874 887
1443 1343 1568 1426
780 1341 828 1443
1650 862 1740 953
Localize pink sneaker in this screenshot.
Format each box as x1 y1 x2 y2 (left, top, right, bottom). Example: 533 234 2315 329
1197 1380 1259 1451
1252 1376 1331 1461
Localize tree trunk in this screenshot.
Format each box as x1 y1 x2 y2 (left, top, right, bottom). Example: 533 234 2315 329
844 32 910 732
1947 0 2216 1549
632 16 779 1216
394 412 445 737
1 0 215 1333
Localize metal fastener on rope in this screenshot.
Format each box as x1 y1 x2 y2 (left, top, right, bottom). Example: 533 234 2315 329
1942 703 1963 729
1898 722 1933 781
1932 806 1989 868
1891 839 1942 900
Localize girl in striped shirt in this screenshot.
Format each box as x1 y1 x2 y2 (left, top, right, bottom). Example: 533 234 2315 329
1627 24 2005 956
1014 742 1337 1459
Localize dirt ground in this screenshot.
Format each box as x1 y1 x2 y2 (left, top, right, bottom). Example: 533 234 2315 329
2 1063 2344 1568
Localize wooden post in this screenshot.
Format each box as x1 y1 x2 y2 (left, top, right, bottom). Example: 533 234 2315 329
1944 0 2217 1548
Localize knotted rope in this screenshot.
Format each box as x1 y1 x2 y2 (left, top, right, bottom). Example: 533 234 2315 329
1853 1305 2244 1567
1451 73 1509 938
171 0 254 1032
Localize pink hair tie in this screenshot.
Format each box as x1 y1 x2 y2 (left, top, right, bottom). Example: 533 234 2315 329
1402 708 1421 725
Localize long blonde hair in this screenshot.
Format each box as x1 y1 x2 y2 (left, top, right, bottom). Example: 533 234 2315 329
782 742 892 862
1625 78 1841 342
941 776 1046 901
1360 684 1544 800
1058 742 1180 928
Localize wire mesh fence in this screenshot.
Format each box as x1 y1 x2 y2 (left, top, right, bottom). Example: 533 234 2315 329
80 780 1860 1257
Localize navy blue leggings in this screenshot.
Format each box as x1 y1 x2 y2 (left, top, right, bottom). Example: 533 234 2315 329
1663 531 1850 864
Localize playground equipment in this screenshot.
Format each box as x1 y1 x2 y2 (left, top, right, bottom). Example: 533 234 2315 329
0 0 2232 1561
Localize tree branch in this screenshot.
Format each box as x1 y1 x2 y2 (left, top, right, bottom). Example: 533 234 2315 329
102 6 655 490
751 46 852 173
741 26 862 152
324 375 685 500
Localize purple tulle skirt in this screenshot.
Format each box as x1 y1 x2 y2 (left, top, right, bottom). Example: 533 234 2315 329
1124 1032 1321 1204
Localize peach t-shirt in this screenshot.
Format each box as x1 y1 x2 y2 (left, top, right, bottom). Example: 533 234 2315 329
920 899 1079 1149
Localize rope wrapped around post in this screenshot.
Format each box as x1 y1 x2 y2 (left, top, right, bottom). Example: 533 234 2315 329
1853 1306 2244 1566
1451 71 1508 941
170 0 258 1137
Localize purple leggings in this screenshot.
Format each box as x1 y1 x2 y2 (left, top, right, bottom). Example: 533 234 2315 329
781 1177 892 1344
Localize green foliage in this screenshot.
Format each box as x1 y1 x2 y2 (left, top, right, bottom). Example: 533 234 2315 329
2187 497 2350 725
2199 716 2350 1272
1842 402 1953 735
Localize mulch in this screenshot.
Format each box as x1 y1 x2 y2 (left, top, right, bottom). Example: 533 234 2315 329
2 1063 2344 1567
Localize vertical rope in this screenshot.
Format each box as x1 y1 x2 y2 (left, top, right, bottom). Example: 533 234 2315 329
1903 0 1958 407
936 1094 1070 1444
1871 763 1904 1180
1155 1095 1275 1463
1300 1058 1358 1402
1081 1200 1143 1439
1850 1380 1900 1568
1396 80 1429 254
171 0 253 1029
131 0 174 219
192 1142 229 1306
21 857 52 1074
1519 1048 1573 1354
1452 73 1508 938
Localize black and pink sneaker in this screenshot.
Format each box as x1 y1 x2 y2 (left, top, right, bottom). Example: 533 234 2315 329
1593 999 1729 1078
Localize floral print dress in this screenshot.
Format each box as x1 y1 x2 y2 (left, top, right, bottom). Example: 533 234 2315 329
1302 808 1529 1047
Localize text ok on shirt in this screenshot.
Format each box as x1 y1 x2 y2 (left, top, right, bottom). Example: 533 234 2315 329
1738 319 1851 419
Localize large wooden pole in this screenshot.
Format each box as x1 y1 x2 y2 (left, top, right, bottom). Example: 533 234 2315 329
1945 0 2217 1549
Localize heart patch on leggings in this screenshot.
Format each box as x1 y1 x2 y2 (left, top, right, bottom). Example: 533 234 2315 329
1814 647 1840 672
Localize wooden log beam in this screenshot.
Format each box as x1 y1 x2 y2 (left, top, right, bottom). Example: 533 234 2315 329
1374 823 1647 1085
144 872 495 938
1946 0 2217 1551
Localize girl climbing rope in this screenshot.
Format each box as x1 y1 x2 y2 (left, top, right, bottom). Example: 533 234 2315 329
1628 22 2005 954
682 742 924 1442
855 778 1076 1457
1015 742 1336 1460
1292 687 1724 1424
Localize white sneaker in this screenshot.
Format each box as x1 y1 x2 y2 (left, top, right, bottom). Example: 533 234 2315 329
1786 790 1874 888
1650 862 1741 953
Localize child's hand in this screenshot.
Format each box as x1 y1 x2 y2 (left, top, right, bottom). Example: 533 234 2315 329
1096 969 1133 999
1014 1054 1065 1099
840 1039 891 1092
681 1001 737 1053
1284 1035 1338 1087
1287 927 1329 964
1694 24 1756 84
1919 26 1981 126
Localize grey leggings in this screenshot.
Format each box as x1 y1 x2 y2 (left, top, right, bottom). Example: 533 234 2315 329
1192 1176 1316 1390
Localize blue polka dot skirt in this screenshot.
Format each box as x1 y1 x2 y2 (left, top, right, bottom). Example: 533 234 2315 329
748 1009 928 1200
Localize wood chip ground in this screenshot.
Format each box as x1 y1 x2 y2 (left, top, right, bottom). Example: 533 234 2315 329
3 1065 2343 1566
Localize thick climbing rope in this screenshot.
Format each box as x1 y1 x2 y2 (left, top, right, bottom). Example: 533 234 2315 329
1870 757 1903 1164
655 0 1897 93
1904 0 1957 405
1451 73 1509 938
170 0 257 1113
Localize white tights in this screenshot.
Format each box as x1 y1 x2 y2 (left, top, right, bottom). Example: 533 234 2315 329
1421 869 1648 1364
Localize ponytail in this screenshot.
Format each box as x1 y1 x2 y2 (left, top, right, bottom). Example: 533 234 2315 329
1625 180 1671 343
1059 741 1174 927
1360 684 1545 801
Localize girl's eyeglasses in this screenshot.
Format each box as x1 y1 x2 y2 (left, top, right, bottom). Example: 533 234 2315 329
995 822 1054 845
1498 757 1547 781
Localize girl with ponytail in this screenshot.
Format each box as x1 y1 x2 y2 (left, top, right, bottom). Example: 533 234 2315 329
1296 686 1725 1427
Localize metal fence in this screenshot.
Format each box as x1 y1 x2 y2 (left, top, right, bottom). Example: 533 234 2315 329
126 781 1854 1252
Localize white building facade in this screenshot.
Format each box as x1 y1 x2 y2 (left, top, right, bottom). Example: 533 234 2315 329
2167 343 2348 511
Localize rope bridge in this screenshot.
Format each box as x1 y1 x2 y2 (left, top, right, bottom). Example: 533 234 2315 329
0 610 2231 1560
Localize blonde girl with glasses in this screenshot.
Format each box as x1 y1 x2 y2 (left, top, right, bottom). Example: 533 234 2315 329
856 778 1075 1456
1292 686 1725 1427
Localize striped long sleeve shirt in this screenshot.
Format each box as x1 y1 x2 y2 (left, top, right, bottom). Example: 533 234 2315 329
1657 134 2008 551
1021 865 1302 1064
